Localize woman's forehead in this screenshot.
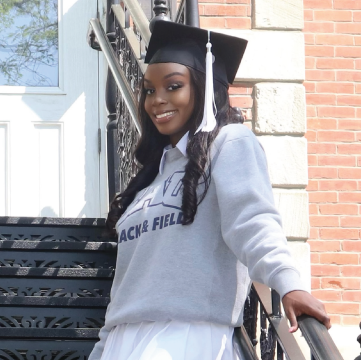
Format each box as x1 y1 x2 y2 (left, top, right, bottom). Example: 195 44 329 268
144 63 190 81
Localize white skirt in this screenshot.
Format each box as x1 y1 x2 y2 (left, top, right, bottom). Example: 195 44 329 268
100 321 244 360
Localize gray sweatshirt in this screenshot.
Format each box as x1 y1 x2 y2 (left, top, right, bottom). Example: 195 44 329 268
89 124 307 359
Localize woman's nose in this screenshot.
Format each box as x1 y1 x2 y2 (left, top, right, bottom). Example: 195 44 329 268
152 92 167 106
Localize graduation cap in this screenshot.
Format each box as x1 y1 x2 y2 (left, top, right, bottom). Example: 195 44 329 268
144 21 248 133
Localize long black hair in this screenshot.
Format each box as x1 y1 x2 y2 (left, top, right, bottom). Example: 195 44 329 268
106 66 242 236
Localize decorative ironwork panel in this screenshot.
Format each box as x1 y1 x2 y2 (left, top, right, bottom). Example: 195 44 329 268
0 217 117 358
0 308 104 329
0 278 111 298
0 251 115 269
114 15 141 192
0 340 94 360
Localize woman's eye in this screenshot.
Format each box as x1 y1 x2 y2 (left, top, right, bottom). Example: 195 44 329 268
144 88 154 95
168 84 182 91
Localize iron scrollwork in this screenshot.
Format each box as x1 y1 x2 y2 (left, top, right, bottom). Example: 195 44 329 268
113 15 142 192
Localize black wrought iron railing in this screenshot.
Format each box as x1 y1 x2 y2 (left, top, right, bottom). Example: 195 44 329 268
88 1 346 359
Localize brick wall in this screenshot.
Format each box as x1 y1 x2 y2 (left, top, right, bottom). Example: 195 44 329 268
304 0 361 325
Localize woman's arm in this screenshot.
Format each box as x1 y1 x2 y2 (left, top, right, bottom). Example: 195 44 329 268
212 126 330 330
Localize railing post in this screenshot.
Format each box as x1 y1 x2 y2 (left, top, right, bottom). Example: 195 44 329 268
149 0 171 32
185 0 199 27
105 0 120 202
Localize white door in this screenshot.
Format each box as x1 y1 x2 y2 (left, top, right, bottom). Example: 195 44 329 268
0 0 105 218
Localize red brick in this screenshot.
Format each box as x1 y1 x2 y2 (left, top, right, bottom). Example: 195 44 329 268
230 96 253 108
320 253 359 264
308 192 338 203
355 36 361 46
319 204 358 215
311 264 341 277
311 277 321 289
229 84 253 95
338 120 361 130
309 203 318 214
308 118 337 130
343 240 361 251
338 144 361 154
329 315 341 324
306 70 336 81
342 316 361 325
309 227 319 239
355 12 361 21
304 0 333 9
336 22 361 34
203 5 248 16
316 58 354 70
305 57 316 69
305 45 335 57
318 106 355 118
309 240 341 251
342 265 361 276
339 168 361 179
314 10 353 21
320 228 359 240
306 93 336 105
321 277 360 290
356 60 361 69
225 17 251 29
309 167 338 179
334 0 361 10
304 81 316 93
304 33 315 44
339 192 361 203
310 215 339 227
343 291 361 302
311 252 320 263
200 17 225 28
336 71 361 82
305 130 317 142
308 154 317 166
308 143 336 154
317 130 354 142
319 180 357 191
311 289 342 301
336 46 361 58
307 105 317 117
317 82 354 94
315 34 354 45
318 155 356 166
356 84 361 93
325 302 359 315
338 95 361 106
304 22 335 33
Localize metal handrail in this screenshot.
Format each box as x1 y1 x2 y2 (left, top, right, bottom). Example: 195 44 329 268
252 282 344 360
120 0 151 46
89 18 141 134
298 315 344 360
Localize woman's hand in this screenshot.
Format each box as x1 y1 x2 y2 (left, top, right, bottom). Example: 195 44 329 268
282 290 331 333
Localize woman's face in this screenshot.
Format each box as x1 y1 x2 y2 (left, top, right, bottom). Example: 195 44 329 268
143 63 195 146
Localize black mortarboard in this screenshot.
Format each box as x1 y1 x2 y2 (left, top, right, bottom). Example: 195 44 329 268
144 21 248 88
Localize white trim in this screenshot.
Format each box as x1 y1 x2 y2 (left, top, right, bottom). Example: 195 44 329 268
32 121 64 217
0 121 10 215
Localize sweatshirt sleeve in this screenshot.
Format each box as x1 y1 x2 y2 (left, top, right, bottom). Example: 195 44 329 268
88 322 111 360
212 128 308 299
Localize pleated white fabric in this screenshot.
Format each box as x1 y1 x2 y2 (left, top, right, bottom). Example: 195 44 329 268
100 321 243 360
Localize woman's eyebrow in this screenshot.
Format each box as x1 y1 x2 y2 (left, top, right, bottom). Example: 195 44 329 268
163 72 186 79
144 72 185 83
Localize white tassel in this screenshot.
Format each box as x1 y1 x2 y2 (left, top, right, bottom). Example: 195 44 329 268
195 31 217 134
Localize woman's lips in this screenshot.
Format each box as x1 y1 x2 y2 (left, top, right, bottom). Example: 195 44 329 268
154 110 177 123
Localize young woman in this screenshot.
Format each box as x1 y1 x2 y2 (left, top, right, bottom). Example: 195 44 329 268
89 21 330 360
